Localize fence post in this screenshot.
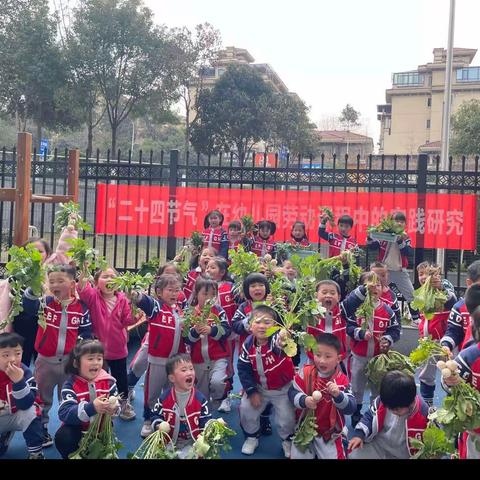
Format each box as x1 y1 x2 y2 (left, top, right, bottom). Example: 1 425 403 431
14 132 32 246
68 149 80 203
166 150 179 260
414 154 428 288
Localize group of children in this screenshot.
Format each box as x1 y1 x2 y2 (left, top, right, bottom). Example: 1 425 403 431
0 208 479 460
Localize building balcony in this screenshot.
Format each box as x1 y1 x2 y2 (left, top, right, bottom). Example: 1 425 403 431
392 71 424 87
456 66 480 83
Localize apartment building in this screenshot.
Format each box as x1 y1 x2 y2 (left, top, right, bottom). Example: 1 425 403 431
377 48 480 155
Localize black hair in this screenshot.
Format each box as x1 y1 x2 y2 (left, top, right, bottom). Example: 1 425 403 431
314 333 341 354
251 304 281 325
467 260 480 283
190 246 218 271
65 339 105 375
243 272 270 300
191 275 218 306
291 221 307 242
207 256 229 281
157 262 181 277
228 220 242 231
154 274 182 296
370 261 387 270
256 220 276 236
47 264 77 280
93 266 117 283
393 211 407 222
0 332 24 350
465 284 480 342
22 237 52 258
204 210 224 229
316 279 341 295
166 353 193 376
337 215 353 227
379 370 416 409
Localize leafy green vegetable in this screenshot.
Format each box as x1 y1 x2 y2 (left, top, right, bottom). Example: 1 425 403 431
411 267 448 320
365 351 416 389
409 337 449 367
182 298 223 338
137 257 161 277
107 272 153 316
367 214 405 235
54 201 91 232
320 206 335 227
227 244 261 296
356 273 378 331
2 244 45 330
66 238 107 275
241 215 255 235
293 410 318 452
191 230 204 252
409 423 455 459
189 418 236 459
129 426 176 459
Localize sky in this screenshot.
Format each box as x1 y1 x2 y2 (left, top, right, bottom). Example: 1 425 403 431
145 0 480 152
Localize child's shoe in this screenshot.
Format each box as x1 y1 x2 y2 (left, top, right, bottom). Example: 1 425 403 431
241 437 259 455
140 420 153 438
119 400 136 421
282 440 292 458
28 452 45 459
218 397 231 413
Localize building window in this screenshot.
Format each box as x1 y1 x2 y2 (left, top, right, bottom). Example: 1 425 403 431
392 71 424 86
427 97 431 107
457 67 480 82
426 120 431 129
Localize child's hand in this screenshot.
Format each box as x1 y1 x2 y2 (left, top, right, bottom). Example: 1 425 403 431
265 294 274 303
320 213 328 223
339 251 349 266
93 396 110 414
364 330 373 341
348 437 364 451
305 396 319 410
326 381 340 398
248 392 263 409
126 291 140 303
444 373 462 387
379 338 390 353
277 328 289 347
196 324 212 336
431 275 442 289
5 362 24 383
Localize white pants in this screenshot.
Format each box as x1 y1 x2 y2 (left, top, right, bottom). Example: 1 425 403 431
239 384 295 440
194 358 228 411
291 434 346 459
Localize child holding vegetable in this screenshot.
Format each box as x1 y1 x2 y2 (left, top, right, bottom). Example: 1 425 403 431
184 277 231 411
128 274 186 438
238 305 296 457
348 370 429 459
150 353 211 459
414 262 457 405
318 213 357 258
289 221 310 248
183 246 217 304
370 261 402 325
343 271 400 427
249 220 277 259
77 267 137 421
288 333 356 459
202 210 229 259
54 339 120 459
0 332 45 459
23 264 92 447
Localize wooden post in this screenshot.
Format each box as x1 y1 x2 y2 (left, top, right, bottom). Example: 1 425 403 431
68 149 80 203
14 132 32 246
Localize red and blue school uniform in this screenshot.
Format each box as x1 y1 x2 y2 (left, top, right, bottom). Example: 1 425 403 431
318 225 357 258
418 290 457 341
202 227 228 258
288 238 311 248
183 268 202 304
441 298 474 352
248 235 277 258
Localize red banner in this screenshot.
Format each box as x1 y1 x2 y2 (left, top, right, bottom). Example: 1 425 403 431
95 184 477 250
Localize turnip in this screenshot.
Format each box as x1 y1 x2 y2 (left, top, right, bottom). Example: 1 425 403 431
263 254 272 262
312 391 322 402
108 396 119 409
446 360 458 372
436 360 447 370
442 368 452 378
158 421 171 433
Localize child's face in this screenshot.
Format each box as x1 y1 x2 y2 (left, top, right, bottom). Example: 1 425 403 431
370 282 383 299
338 222 352 236
283 261 297 281
33 241 48 263
206 260 223 281
48 272 75 301
199 249 215 269
228 227 241 240
417 268 428 286
250 312 275 342
313 343 341 375
316 285 340 310
259 225 271 240
249 282 266 301
96 268 117 295
158 283 181 306
208 214 221 228
391 402 414 417
196 286 216 308
292 225 305 240
0 345 23 372
395 219 406 230
168 360 195 392
78 352 104 382
371 267 389 288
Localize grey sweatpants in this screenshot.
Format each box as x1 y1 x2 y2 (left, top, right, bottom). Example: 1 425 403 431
349 439 409 459
388 270 414 302
129 335 149 378
418 357 437 387
144 358 170 412
350 353 378 406
34 354 69 427
239 384 295 440
290 434 346 459
194 358 229 411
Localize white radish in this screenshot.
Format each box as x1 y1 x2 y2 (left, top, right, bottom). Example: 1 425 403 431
158 421 171 433
446 360 458 372
108 396 119 409
270 259 278 266
312 390 323 402
263 254 272 262
436 360 447 370
442 368 452 378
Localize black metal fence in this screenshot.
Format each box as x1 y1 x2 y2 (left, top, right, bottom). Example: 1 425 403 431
0 147 478 295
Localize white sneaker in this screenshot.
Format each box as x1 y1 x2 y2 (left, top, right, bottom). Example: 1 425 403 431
140 421 153 438
282 440 292 458
119 400 136 421
241 437 259 455
218 397 231 413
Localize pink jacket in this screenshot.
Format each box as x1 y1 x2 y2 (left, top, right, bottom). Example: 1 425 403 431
77 282 135 360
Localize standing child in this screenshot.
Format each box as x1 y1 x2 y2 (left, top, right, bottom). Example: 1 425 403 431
289 333 356 459
22 264 92 447
238 305 296 458
318 213 357 258
185 277 231 411
129 274 186 438
249 220 277 259
202 210 228 259
227 220 246 254
342 271 400 427
77 267 136 421
289 221 310 248
348 370 429 459
0 333 44 459
150 353 211 459
183 246 217 304
54 339 120 459
370 262 402 325
415 262 457 405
